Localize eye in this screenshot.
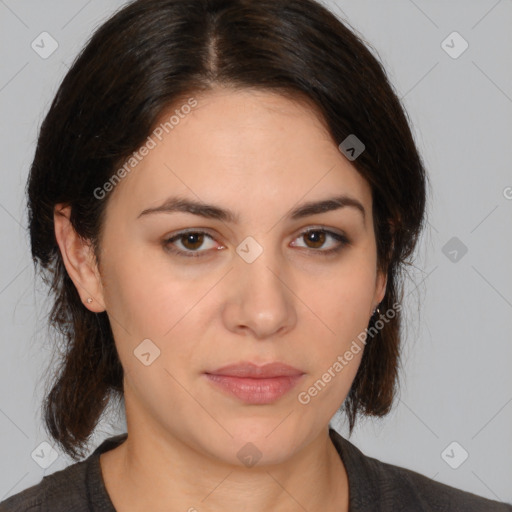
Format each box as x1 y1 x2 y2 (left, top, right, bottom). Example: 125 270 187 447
291 228 349 255
163 227 350 259
163 230 221 258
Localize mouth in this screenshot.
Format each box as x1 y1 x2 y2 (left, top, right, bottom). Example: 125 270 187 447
204 362 305 405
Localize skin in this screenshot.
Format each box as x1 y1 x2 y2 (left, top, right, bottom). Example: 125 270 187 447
54 87 387 512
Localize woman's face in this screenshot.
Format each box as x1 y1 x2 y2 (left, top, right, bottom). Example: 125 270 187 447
91 88 386 464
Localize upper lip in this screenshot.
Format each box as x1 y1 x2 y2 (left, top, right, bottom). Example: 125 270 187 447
205 362 304 378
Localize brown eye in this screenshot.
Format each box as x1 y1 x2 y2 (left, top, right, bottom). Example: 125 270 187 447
180 232 205 250
163 230 218 257
291 228 349 255
163 227 349 259
303 230 326 249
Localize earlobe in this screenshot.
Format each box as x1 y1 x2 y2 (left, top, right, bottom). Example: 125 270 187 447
53 204 106 312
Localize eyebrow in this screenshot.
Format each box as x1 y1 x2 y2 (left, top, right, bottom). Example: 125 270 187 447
137 194 366 223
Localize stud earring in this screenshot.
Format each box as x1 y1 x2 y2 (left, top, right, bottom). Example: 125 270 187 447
86 298 93 304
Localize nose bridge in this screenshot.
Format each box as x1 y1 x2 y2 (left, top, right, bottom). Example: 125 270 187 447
226 234 296 338
238 230 286 279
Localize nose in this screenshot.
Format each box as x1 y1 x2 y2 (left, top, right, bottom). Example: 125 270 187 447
222 242 297 340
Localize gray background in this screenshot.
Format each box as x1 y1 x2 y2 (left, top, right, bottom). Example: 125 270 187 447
1 0 511 505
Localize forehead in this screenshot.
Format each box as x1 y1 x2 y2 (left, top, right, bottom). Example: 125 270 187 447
103 88 373 224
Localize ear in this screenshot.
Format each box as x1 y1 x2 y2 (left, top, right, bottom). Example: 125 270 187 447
53 203 106 313
372 268 387 313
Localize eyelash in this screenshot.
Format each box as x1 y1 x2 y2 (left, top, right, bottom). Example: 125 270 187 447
162 228 350 259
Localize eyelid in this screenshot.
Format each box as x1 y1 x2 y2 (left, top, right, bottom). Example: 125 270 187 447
291 224 347 242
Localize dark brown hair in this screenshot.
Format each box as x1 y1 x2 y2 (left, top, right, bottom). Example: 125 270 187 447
27 0 428 460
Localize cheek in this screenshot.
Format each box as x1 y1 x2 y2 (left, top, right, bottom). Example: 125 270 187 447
296 261 375 393
100 248 222 374
99 246 185 341
310 263 376 335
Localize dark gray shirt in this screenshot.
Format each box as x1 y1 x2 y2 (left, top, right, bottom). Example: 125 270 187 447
1 428 511 511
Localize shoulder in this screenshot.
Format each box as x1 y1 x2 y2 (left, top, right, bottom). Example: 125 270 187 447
372 457 512 511
0 459 89 512
0 433 126 512
329 428 512 512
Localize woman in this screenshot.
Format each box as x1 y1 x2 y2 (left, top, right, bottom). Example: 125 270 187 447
1 0 510 510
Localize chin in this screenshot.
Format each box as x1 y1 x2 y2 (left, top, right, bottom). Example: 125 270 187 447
211 417 310 467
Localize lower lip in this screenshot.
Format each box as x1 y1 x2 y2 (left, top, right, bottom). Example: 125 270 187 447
204 374 304 404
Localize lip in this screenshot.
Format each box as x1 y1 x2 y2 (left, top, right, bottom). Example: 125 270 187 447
204 362 305 404
207 362 304 378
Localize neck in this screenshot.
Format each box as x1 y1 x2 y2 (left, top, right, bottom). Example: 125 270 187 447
100 425 349 512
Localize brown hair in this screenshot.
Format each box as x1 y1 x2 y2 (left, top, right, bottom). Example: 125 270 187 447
27 0 428 460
